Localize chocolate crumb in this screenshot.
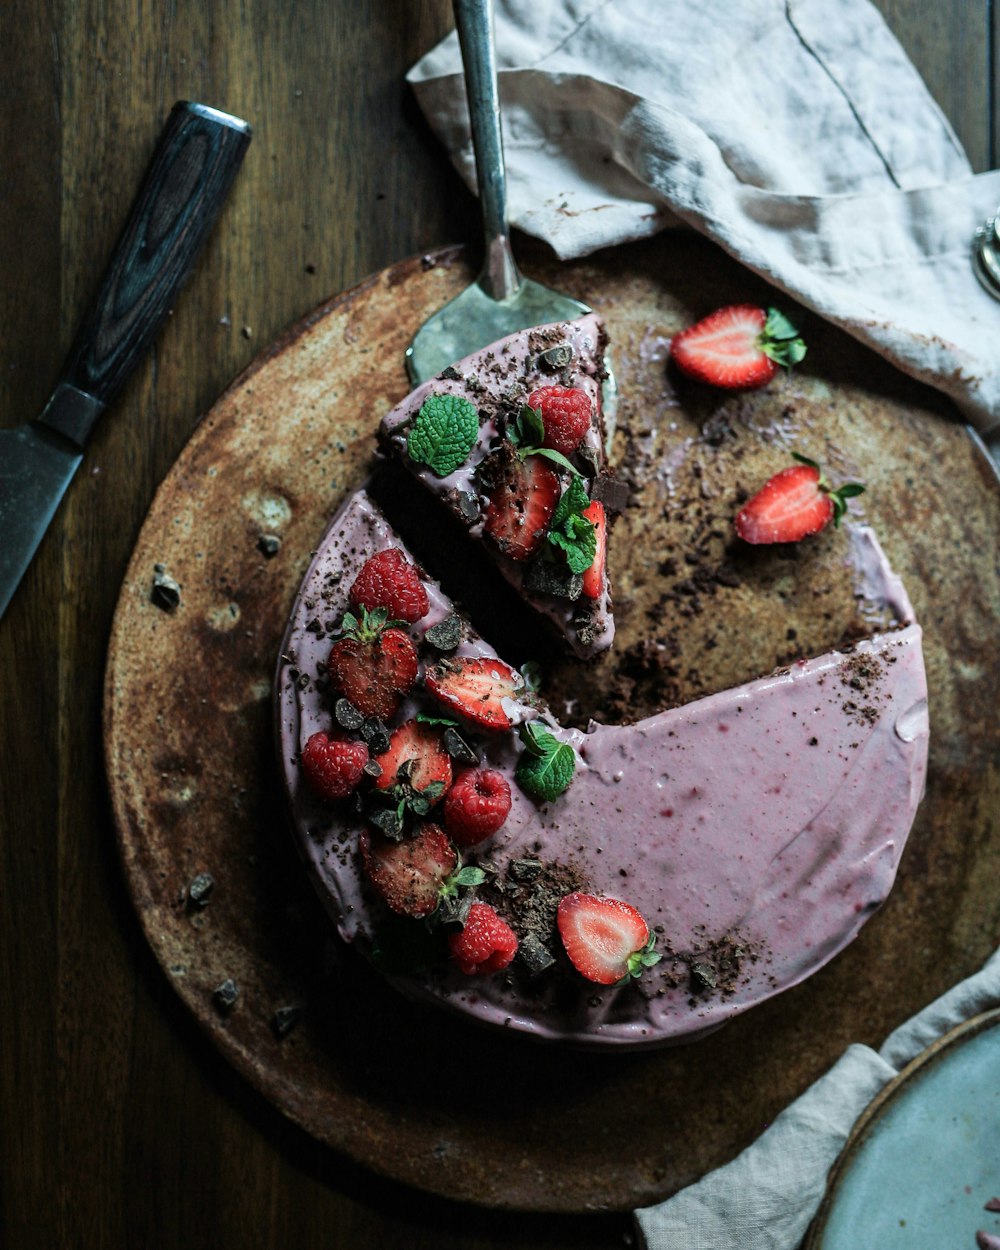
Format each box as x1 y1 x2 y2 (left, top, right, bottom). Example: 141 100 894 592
425 614 463 651
213 979 239 1013
271 1004 302 1038
518 932 556 976
187 872 215 908
151 564 181 611
442 725 479 765
335 698 365 731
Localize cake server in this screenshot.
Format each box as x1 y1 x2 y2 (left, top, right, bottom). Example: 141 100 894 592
0 101 251 621
406 0 617 424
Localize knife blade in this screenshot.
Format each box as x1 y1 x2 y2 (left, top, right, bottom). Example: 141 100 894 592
0 100 252 619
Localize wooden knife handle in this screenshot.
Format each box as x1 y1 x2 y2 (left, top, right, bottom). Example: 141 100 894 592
49 101 251 442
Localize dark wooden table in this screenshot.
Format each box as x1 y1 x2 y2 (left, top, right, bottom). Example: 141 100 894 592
1 5 995 1248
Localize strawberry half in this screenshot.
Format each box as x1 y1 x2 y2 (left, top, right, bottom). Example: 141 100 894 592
670 305 806 390
359 823 458 918
425 656 525 732
484 453 561 561
327 607 419 720
372 719 453 795
734 456 865 545
556 892 660 986
580 499 606 599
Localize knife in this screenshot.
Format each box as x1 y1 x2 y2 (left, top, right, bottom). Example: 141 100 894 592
0 100 252 619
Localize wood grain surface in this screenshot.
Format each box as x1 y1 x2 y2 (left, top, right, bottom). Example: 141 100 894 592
0 4 995 1248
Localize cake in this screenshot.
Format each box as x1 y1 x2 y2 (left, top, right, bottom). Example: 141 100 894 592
377 314 615 660
275 312 929 1052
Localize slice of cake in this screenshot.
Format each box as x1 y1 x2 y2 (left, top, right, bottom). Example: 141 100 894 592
377 315 615 660
275 488 928 1049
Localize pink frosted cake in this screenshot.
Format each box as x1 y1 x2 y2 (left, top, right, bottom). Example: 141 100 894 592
275 351 929 1049
377 314 614 660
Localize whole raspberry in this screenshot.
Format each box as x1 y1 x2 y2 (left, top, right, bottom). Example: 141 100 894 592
300 731 369 801
448 902 518 975
526 386 592 456
443 767 512 846
349 547 429 623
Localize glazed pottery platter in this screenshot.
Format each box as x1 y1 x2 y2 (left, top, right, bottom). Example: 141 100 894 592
103 233 1000 1212
806 1010 1000 1248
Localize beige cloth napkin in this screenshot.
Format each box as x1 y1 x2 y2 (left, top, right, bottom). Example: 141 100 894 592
409 0 1000 434
632 947 1000 1249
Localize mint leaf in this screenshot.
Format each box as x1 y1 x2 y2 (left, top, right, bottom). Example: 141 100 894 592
416 713 459 728
548 518 597 574
547 477 596 574
515 722 576 802
528 446 579 476
407 393 480 477
551 474 590 529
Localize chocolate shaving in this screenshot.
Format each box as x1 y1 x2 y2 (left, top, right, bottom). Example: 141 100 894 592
271 1004 303 1038
213 978 239 1013
187 872 215 908
151 564 181 611
425 614 463 651
591 474 630 515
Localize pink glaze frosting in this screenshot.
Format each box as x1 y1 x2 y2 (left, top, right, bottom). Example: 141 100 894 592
275 489 929 1049
378 314 614 659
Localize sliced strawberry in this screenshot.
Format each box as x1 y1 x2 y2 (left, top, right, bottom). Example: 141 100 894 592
580 499 606 599
327 609 419 720
425 656 525 732
734 458 864 545
556 892 659 985
349 547 429 624
526 385 593 456
372 719 453 795
484 453 561 561
670 305 806 390
359 824 458 918
448 902 518 975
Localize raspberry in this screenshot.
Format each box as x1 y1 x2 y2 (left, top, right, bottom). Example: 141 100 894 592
448 902 518 975
300 731 369 801
349 547 429 623
443 768 512 846
526 386 593 456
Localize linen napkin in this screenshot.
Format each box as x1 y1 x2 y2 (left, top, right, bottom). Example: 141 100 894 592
632 946 1000 1250
408 0 1000 435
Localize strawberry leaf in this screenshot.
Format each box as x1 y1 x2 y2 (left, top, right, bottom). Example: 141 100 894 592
623 932 662 982
407 393 480 477
761 308 807 370
515 722 576 802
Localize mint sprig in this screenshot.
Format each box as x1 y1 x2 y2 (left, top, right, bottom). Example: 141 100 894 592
407 393 480 477
547 475 597 574
515 721 576 802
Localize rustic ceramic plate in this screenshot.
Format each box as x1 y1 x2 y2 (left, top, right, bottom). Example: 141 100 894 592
103 233 1000 1213
806 1008 1000 1248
